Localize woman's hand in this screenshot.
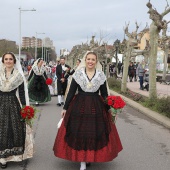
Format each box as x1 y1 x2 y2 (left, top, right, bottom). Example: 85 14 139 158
61 109 66 118
108 108 115 116
108 109 112 114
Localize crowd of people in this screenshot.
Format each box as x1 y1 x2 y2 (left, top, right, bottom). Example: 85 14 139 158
0 51 123 170
109 60 149 90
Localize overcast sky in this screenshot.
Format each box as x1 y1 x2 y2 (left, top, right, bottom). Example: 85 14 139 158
1 0 170 55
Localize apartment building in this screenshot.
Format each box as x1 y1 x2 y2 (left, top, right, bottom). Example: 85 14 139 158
22 36 42 48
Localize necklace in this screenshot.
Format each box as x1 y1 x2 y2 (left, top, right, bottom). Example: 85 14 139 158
5 68 14 82
85 68 96 89
85 68 96 80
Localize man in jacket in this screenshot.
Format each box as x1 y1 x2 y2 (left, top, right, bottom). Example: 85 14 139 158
56 57 71 106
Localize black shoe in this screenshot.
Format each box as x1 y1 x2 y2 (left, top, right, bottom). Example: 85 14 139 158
1 163 7 169
57 103 61 106
35 102 39 106
86 162 91 167
61 102 64 105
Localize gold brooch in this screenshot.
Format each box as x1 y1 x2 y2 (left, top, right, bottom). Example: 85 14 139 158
87 82 93 89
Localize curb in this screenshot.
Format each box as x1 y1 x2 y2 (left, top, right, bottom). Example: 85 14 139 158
110 90 170 129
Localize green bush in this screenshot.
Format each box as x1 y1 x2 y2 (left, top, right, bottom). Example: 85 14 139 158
108 80 170 118
107 77 121 92
139 96 170 118
156 97 170 118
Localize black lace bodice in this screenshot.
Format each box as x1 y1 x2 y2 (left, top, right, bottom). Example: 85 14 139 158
63 78 108 110
0 82 26 105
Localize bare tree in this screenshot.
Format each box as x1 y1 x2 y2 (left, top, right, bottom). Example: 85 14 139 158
146 0 170 99
121 22 149 92
158 19 170 82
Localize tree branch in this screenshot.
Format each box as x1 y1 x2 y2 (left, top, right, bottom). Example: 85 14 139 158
165 0 169 11
161 7 170 17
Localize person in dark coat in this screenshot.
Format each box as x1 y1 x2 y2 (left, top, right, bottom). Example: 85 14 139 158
117 61 122 75
133 62 138 81
56 57 71 106
128 62 134 82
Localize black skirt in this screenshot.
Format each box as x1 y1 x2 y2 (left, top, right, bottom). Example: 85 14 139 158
64 92 111 151
28 74 51 103
0 90 26 158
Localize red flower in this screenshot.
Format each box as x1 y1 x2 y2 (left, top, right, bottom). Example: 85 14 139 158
21 113 27 118
46 78 52 85
108 99 113 106
20 106 36 127
106 96 126 109
106 95 126 122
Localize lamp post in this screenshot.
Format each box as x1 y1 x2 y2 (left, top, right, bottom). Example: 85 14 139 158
35 32 45 60
42 40 44 60
19 7 36 61
46 50 49 63
42 40 47 61
114 39 120 72
48 53 51 63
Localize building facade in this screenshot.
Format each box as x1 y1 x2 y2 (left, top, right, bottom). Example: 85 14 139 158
22 36 42 48
22 36 55 50
43 37 55 50
60 48 70 56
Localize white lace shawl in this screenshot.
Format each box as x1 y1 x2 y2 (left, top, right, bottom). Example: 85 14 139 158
32 65 46 75
72 67 106 92
0 68 23 92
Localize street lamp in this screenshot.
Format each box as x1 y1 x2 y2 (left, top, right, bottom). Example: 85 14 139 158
35 32 45 60
114 39 120 72
19 7 36 61
48 53 51 63
45 50 49 63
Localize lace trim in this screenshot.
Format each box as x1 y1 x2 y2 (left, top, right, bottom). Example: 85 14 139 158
32 65 46 75
72 67 106 92
0 69 23 92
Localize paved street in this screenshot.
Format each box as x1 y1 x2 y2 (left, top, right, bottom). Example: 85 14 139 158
126 81 170 98
5 97 170 170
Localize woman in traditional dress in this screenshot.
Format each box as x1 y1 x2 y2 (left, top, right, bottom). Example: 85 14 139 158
28 58 51 105
53 51 123 170
0 52 33 168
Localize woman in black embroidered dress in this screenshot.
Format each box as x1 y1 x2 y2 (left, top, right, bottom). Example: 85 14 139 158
53 51 123 170
0 52 33 168
28 58 51 105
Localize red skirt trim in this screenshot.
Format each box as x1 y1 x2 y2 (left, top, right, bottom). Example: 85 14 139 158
53 120 123 162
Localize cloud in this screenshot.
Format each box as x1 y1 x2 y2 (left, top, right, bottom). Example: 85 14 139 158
0 0 170 55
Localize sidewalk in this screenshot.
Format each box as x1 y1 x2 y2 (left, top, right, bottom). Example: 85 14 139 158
110 81 170 129
126 81 170 98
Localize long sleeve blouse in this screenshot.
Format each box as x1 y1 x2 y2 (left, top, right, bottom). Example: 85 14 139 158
63 78 108 110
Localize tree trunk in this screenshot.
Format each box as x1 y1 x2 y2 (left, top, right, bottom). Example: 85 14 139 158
121 42 131 92
162 47 168 81
149 22 158 99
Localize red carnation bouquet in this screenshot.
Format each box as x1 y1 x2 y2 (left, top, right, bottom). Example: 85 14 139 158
20 106 37 127
106 95 126 122
46 78 52 85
